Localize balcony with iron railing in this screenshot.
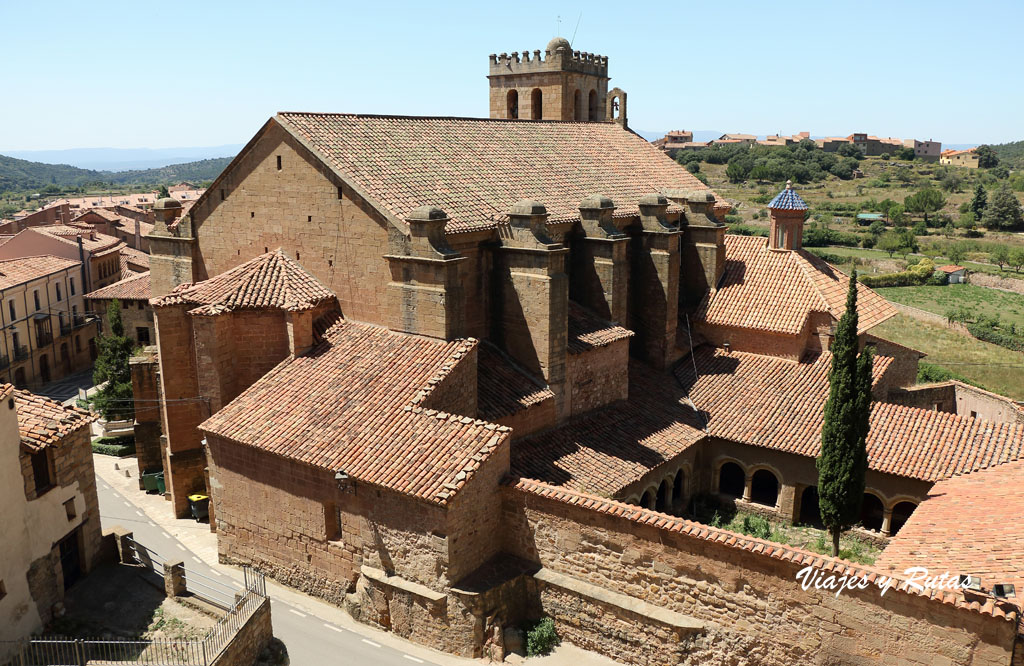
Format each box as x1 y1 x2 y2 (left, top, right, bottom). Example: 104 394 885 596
59 321 73 336
36 331 53 347
0 355 9 370
14 345 29 361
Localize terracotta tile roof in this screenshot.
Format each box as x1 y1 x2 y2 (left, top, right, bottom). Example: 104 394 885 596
152 249 334 314
477 342 554 421
695 235 897 335
273 113 713 233
567 301 633 354
85 271 151 301
27 226 122 253
200 321 510 505
936 264 966 273
13 387 95 452
73 208 121 223
877 459 1024 613
510 478 1021 623
0 255 80 290
675 346 1024 482
511 364 704 496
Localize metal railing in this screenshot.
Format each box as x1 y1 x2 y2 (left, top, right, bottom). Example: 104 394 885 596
0 355 8 370
13 346 29 361
2 538 268 666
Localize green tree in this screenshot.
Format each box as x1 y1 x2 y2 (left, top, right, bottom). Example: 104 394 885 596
895 147 916 161
948 243 968 265
92 300 135 420
157 184 170 198
975 145 999 169
940 172 963 193
970 184 987 219
837 143 863 159
725 159 749 183
981 183 1024 230
904 188 946 225
1010 248 1024 273
877 231 903 257
991 245 1010 270
817 272 873 557
868 220 885 236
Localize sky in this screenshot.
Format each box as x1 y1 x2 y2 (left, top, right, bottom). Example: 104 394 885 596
1 0 1022 151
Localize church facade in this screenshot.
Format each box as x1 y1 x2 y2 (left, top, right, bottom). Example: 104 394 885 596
138 38 1024 665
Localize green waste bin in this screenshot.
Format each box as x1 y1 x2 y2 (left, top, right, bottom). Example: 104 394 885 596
142 470 161 493
155 472 166 495
188 494 210 522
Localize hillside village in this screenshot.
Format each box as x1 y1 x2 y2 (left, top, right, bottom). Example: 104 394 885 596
0 26 1023 666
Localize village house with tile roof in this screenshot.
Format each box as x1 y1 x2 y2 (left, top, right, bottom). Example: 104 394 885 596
0 385 102 645
134 37 1024 666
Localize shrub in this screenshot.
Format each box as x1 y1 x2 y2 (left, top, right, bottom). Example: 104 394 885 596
723 214 743 224
92 436 136 457
525 617 560 657
741 515 773 540
859 259 935 287
751 193 772 204
861 235 876 249
926 272 948 286
966 322 1024 352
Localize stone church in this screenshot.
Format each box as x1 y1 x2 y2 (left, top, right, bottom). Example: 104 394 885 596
138 37 1024 665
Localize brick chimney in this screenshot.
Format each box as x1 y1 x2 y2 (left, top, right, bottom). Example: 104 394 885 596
573 194 629 323
630 194 681 369
673 190 726 306
767 180 808 251
384 205 466 340
148 197 193 298
496 200 569 420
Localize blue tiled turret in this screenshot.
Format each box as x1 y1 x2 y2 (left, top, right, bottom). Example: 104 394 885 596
768 180 808 211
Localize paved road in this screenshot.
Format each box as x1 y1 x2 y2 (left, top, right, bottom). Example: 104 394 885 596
96 477 439 666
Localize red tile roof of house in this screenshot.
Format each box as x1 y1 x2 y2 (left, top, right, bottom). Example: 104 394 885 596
26 226 122 253
877 459 1024 613
695 235 897 335
272 113 713 233
675 347 1024 482
85 271 151 301
936 264 966 273
200 321 509 505
567 301 633 354
510 477 1021 623
13 387 95 452
477 342 554 421
0 255 80 290
152 249 333 314
512 364 704 496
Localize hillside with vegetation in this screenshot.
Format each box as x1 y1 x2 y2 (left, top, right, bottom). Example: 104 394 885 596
677 140 1024 399
0 153 232 192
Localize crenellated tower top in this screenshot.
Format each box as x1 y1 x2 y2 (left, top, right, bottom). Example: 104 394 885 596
488 37 622 124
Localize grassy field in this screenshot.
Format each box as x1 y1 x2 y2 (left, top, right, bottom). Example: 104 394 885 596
699 155 1024 275
875 283 1024 330
872 314 1024 400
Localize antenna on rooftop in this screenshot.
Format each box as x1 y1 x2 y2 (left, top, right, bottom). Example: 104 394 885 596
570 12 582 47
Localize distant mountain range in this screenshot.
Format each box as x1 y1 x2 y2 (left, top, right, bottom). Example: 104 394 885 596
2 145 244 171
0 153 235 193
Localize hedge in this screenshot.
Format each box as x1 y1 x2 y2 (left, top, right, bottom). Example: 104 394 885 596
966 323 1024 352
92 435 136 457
859 259 935 287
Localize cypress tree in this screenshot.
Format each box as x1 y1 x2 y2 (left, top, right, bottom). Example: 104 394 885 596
970 184 987 220
816 272 873 557
92 299 136 420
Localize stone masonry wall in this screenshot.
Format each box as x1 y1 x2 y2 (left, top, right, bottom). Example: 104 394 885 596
208 435 451 596
446 438 511 584
420 344 478 418
502 485 1018 666
210 597 272 666
191 120 392 324
567 338 629 416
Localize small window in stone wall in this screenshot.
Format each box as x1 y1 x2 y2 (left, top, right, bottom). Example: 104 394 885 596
325 502 342 542
276 155 282 171
0 579 6 600
64 498 76 520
